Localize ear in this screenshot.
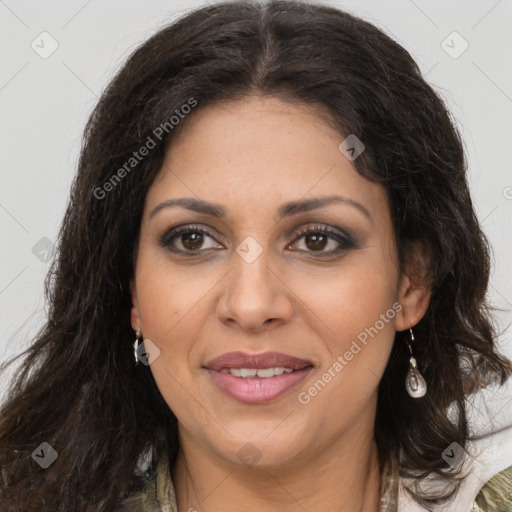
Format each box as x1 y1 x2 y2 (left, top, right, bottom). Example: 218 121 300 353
130 278 141 332
394 241 432 332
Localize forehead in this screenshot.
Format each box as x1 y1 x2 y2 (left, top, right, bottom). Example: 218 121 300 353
145 95 388 223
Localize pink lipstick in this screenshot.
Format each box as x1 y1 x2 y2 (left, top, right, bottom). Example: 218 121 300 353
203 351 314 404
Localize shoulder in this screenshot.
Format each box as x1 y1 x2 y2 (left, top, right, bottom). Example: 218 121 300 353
112 471 159 512
471 465 512 512
113 453 178 512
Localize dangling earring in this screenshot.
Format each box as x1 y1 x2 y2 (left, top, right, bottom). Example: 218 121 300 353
133 330 142 366
405 328 427 398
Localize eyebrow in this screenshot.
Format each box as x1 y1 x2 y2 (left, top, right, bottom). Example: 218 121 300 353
149 195 372 222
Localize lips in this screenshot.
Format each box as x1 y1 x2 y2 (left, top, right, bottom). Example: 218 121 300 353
203 351 314 404
203 351 313 371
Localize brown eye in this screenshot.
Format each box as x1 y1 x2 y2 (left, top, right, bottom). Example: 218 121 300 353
159 223 355 257
290 225 355 256
181 231 205 250
304 233 328 251
160 224 223 253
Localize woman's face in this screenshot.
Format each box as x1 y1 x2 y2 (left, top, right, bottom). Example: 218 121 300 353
131 95 428 468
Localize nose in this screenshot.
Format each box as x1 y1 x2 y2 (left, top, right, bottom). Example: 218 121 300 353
216 245 294 333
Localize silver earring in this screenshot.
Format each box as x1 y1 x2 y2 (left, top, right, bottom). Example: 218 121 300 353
405 328 427 398
133 330 141 365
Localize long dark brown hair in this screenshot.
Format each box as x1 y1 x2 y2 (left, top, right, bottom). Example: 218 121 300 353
1 1 510 510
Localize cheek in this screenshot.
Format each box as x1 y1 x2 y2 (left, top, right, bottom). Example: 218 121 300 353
292 256 398 341
291 259 398 405
135 249 216 346
134 265 201 416
133 252 218 403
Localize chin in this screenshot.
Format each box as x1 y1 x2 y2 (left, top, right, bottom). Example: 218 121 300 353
215 434 305 469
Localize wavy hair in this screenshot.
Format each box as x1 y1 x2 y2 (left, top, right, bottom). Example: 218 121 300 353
1 1 511 510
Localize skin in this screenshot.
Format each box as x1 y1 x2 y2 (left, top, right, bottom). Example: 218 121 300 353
130 95 431 512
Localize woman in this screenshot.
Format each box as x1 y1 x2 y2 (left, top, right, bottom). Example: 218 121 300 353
0 1 511 510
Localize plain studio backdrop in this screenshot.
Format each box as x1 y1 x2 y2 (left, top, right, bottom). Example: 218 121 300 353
0 1 511 510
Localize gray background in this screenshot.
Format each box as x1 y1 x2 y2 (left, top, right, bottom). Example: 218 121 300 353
0 2 511 501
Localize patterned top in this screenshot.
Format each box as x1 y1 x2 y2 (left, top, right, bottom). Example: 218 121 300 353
113 453 512 512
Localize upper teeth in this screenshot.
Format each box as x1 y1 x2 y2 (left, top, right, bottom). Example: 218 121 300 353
221 367 295 378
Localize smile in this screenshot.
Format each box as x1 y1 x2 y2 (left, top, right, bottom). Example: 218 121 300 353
206 365 313 404
220 367 295 378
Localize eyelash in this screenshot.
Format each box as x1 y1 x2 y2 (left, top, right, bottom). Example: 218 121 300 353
159 223 355 258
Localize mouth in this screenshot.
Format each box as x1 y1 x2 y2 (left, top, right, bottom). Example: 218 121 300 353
203 351 313 372
203 351 314 404
219 367 297 377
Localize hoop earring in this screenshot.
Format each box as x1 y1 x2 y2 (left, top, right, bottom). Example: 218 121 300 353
405 328 427 398
133 330 142 366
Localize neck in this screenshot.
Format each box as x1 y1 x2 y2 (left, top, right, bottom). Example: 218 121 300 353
171 418 382 512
